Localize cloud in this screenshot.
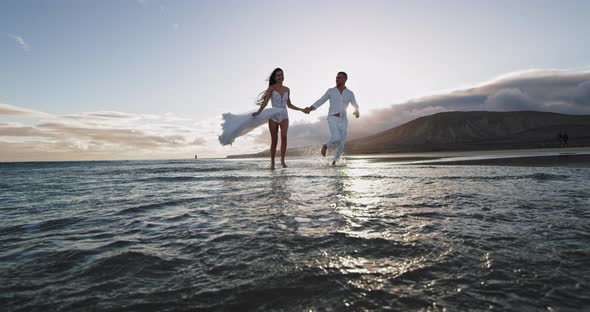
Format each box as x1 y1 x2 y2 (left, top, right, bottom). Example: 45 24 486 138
266 69 590 148
37 122 190 148
0 123 46 137
484 88 535 111
0 103 49 116
0 121 200 148
83 111 138 119
4 69 590 161
192 137 206 146
0 140 168 162
0 105 211 161
7 34 30 54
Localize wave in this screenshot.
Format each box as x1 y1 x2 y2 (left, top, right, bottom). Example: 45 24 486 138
134 175 284 183
94 166 245 176
116 197 207 215
526 172 569 181
24 216 85 233
3 159 589 311
428 173 570 182
78 251 186 281
140 176 202 182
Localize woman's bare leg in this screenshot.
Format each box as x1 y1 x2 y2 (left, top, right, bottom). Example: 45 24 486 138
279 119 289 168
269 120 279 169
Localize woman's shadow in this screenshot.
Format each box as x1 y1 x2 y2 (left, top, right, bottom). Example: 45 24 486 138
266 171 299 233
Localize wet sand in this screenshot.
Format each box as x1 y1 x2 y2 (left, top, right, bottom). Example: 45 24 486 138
412 154 590 167
347 147 590 167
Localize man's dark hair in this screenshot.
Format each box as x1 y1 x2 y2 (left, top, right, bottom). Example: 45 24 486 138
337 71 348 79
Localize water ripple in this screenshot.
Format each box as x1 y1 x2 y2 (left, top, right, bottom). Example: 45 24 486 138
1 159 589 311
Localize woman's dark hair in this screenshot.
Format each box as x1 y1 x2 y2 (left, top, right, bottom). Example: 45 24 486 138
268 67 283 87
256 68 283 105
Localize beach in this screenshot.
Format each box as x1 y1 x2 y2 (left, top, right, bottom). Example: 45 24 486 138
1 151 589 311
347 147 590 167
3 1 590 310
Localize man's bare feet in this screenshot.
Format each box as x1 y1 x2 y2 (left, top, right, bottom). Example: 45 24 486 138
281 162 288 168
332 161 336 166
270 161 275 170
321 144 327 157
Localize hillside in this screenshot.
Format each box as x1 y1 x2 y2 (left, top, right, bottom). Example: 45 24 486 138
345 111 590 154
227 111 590 158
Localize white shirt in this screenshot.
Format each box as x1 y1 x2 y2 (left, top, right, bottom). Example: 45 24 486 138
311 87 359 118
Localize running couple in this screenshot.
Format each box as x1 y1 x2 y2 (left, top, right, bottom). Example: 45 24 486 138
218 68 360 169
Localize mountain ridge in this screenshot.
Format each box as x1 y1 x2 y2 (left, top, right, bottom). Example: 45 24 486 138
227 111 590 158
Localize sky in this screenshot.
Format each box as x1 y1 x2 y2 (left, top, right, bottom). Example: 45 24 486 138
1 0 590 161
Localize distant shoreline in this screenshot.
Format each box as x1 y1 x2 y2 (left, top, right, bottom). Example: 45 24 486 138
2 148 589 166
349 147 590 167
227 147 590 167
402 154 590 167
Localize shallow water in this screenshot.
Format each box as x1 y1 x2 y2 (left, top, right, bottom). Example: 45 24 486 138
1 158 589 311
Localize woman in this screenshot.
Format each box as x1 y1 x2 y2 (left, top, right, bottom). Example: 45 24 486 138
252 68 306 169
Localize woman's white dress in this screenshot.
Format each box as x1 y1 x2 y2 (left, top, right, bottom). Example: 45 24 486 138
218 90 289 146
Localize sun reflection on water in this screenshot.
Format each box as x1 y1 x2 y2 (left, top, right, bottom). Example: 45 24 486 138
299 160 457 295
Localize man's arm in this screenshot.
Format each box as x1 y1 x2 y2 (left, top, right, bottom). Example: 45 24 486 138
310 90 331 111
351 91 360 118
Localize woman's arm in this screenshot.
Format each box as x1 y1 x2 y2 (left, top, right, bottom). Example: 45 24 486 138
287 98 303 111
286 88 306 113
252 87 273 116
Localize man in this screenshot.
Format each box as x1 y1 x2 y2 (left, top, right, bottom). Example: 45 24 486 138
304 72 360 165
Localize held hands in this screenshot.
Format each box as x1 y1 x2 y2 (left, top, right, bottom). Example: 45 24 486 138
353 111 360 118
302 107 312 114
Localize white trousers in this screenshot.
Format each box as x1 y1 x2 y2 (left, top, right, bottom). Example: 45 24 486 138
326 116 348 161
